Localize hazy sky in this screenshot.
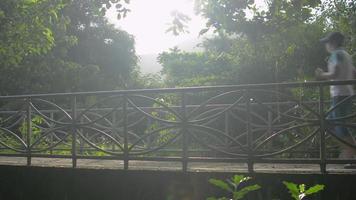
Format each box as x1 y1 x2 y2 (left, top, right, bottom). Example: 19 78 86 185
106 0 205 55
106 0 267 55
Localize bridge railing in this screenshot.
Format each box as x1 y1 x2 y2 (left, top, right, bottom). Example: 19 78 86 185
0 80 356 173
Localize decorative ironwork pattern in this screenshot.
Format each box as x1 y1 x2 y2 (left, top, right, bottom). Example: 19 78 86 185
0 80 355 173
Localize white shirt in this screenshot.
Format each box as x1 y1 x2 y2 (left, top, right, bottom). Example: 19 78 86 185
328 49 355 97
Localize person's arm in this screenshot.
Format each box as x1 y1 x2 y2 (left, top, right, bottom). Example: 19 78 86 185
315 52 340 80
315 65 339 80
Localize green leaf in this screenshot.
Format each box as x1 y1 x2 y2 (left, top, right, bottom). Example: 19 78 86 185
283 181 299 200
50 10 58 20
0 10 5 18
285 44 297 55
232 175 245 184
199 28 209 36
209 179 233 192
232 175 251 186
233 184 261 200
305 184 325 195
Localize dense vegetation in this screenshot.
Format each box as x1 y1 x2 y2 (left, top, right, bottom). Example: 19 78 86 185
0 0 136 95
162 0 355 87
0 0 355 94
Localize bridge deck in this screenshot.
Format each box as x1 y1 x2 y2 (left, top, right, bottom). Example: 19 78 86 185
0 157 355 174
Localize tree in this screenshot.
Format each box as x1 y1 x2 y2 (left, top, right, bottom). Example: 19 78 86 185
319 0 356 61
158 47 232 87
63 0 138 91
0 0 138 95
0 0 65 66
162 0 333 87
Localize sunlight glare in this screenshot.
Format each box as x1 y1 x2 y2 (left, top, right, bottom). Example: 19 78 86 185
107 0 204 55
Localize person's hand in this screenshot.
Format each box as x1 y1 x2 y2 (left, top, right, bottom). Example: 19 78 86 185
315 68 324 79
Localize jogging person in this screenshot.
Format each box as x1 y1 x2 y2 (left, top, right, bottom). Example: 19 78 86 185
315 32 356 163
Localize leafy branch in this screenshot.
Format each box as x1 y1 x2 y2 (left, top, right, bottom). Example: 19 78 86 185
207 175 261 200
283 181 325 200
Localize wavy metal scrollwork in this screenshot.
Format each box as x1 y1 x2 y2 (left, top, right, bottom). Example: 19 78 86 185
0 81 355 170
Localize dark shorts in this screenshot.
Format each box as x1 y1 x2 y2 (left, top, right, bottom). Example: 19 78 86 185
328 96 353 138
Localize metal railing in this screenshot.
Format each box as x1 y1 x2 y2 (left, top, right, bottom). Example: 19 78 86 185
0 80 356 173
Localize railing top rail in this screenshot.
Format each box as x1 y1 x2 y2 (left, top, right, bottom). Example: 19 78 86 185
1 80 356 99
0 101 322 114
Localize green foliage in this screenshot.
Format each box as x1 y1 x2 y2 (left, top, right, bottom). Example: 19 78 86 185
62 0 138 91
158 47 229 87
147 96 178 148
166 11 191 36
0 0 138 95
196 0 321 35
207 175 261 200
206 175 325 200
283 181 325 200
161 0 331 87
19 115 44 140
0 0 65 66
162 0 354 87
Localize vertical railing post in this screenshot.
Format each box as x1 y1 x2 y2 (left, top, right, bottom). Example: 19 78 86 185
267 111 273 151
224 111 229 143
111 110 117 152
26 97 32 166
123 96 129 170
319 85 326 173
181 92 188 172
79 117 84 155
146 117 152 149
71 96 77 168
267 111 273 136
245 89 254 173
50 112 54 155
